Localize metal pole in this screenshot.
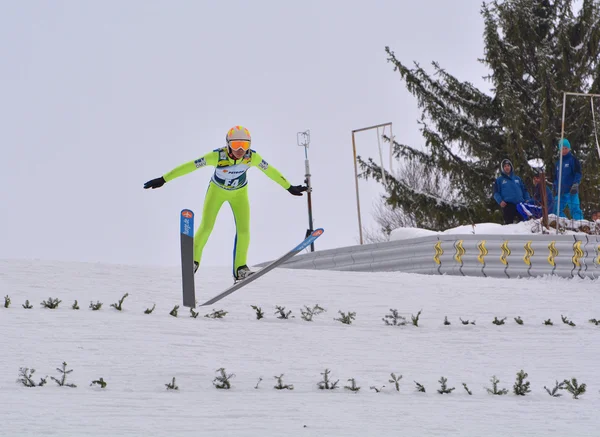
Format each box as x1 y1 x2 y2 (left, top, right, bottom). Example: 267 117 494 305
556 92 567 234
297 130 315 251
352 131 363 245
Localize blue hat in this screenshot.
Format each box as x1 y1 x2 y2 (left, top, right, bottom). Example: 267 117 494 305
559 138 571 149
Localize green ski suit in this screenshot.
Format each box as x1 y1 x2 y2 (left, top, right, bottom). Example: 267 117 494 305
162 147 292 276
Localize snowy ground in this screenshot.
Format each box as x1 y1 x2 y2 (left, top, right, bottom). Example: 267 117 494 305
1 258 599 437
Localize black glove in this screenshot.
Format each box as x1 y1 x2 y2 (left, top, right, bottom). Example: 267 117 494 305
287 185 308 196
144 177 166 189
570 183 579 195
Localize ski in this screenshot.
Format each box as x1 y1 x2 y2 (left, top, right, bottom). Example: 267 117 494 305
199 228 324 307
180 209 196 308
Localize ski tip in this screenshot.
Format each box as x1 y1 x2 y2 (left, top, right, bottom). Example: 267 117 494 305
181 209 194 218
311 228 324 237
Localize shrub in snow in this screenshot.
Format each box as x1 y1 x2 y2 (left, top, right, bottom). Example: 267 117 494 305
543 319 553 326
273 374 294 390
190 308 199 318
486 376 508 395
254 377 263 389
90 378 107 388
492 317 506 325
165 377 178 391
444 316 451 325
274 306 294 319
51 362 77 388
563 378 586 399
251 305 265 320
382 309 407 326
213 368 235 389
22 300 33 309
300 304 326 322
4 295 10 308
370 385 384 393
317 368 339 390
110 293 128 311
411 310 423 327
514 316 524 325
544 380 566 397
205 309 228 319
561 315 575 326
389 373 403 391
334 311 356 325
72 300 79 310
169 305 179 317
462 383 473 395
41 297 61 309
17 368 47 387
414 381 426 393
89 301 103 311
144 304 156 314
589 318 600 326
460 318 475 325
344 378 360 392
438 377 455 394
513 370 531 396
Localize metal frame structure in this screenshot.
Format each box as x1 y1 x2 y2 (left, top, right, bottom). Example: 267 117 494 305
351 122 394 245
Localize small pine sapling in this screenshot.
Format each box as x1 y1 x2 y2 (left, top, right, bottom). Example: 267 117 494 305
251 305 265 320
22 300 33 309
334 311 356 325
414 381 426 393
411 309 423 327
492 316 507 325
460 318 475 325
254 377 263 389
72 300 79 310
274 306 294 319
300 304 326 321
543 318 553 325
563 378 586 399
544 380 566 397
4 295 10 308
50 362 77 388
513 370 531 396
382 309 407 326
317 368 339 390
589 318 600 326
17 368 47 387
213 368 235 389
41 297 62 309
514 316 524 325
190 308 199 318
144 304 156 314
462 383 472 395
344 378 361 392
89 301 103 311
486 376 508 395
444 316 451 326
561 315 575 326
273 374 294 390
438 376 455 394
90 377 107 388
389 373 403 391
165 377 178 390
169 305 179 317
205 309 228 319
110 293 129 311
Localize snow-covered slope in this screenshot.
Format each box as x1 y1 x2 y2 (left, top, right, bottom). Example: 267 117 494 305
0 259 599 437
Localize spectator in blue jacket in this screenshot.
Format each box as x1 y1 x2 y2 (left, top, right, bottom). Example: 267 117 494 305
554 138 583 220
493 159 531 224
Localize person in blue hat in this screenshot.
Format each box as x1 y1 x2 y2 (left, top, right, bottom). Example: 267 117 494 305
553 138 583 220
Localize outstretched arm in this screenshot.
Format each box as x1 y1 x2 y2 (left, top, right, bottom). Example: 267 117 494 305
143 151 218 189
250 151 292 190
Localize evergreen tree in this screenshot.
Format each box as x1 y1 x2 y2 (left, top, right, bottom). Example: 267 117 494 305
359 0 600 231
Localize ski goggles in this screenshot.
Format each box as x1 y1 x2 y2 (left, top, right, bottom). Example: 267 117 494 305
229 140 250 151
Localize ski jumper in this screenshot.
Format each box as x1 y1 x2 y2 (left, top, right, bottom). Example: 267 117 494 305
162 147 292 276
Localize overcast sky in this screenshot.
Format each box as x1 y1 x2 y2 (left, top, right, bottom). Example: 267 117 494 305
0 0 490 269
